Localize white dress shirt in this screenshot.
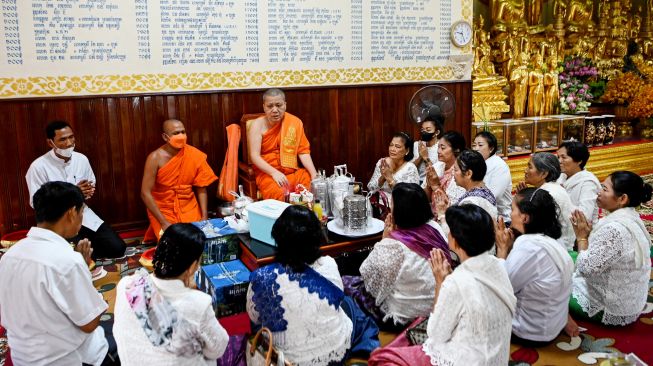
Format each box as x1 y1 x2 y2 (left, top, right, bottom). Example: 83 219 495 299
26 150 103 231
0 227 108 366
503 234 574 341
484 154 513 222
114 275 229 366
558 170 601 224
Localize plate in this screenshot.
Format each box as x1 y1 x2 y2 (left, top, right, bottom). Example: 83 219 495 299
327 218 384 238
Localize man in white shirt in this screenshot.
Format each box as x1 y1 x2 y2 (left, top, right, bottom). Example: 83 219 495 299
25 120 125 259
0 181 109 365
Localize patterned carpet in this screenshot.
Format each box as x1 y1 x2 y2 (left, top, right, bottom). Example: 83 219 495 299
1 175 652 365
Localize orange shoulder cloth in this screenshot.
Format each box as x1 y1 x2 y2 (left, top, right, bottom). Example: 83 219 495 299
279 113 310 169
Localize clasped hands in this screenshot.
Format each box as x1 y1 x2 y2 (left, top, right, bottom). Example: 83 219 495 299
494 216 515 259
77 179 95 200
74 238 94 266
429 248 452 284
380 158 396 186
418 142 429 161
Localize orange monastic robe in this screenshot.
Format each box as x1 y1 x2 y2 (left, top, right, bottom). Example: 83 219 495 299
254 113 311 201
147 144 217 239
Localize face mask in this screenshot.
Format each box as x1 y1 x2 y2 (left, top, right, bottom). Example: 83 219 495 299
167 134 187 149
421 132 436 142
53 144 74 158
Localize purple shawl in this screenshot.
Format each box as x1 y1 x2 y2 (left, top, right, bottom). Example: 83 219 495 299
389 222 451 263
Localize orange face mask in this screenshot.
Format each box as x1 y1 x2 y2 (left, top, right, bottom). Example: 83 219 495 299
167 134 187 149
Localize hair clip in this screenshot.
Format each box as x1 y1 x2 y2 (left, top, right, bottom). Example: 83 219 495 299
529 187 541 202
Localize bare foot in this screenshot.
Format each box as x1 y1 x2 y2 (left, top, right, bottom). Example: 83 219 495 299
564 315 580 337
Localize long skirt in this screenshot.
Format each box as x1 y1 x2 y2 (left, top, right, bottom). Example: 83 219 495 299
368 317 433 366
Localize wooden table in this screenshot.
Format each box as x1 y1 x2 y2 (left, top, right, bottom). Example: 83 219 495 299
239 230 381 271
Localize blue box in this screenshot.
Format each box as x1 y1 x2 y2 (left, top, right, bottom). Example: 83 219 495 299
246 199 290 246
192 219 239 265
197 260 251 318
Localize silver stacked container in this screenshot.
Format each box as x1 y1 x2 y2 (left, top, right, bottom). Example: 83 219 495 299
343 195 367 234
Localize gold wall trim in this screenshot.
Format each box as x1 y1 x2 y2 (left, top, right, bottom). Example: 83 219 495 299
0 67 463 98
506 142 653 187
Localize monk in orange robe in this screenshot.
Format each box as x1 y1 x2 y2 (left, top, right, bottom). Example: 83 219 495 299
141 119 217 240
248 88 317 201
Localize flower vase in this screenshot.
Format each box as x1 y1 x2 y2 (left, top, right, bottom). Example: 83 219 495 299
641 118 653 139
603 115 616 144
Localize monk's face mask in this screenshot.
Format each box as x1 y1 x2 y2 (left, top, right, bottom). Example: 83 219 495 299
165 133 187 149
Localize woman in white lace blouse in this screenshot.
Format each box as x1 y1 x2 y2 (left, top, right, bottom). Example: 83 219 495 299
367 132 420 200
521 152 576 250
368 205 516 366
114 224 229 366
566 171 652 334
343 183 450 329
246 205 379 365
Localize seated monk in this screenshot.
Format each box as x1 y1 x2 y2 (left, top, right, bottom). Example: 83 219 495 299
248 88 317 200
141 119 218 240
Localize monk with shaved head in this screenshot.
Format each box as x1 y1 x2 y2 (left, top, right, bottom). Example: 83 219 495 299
141 119 217 240
249 88 317 200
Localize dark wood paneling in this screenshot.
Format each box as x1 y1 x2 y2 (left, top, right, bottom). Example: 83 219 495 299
0 82 471 235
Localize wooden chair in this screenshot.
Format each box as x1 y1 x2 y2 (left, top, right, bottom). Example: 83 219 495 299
238 113 265 199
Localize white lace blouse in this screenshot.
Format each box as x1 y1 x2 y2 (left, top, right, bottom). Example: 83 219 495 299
359 221 447 325
572 207 651 325
246 256 353 366
367 158 420 195
422 253 516 366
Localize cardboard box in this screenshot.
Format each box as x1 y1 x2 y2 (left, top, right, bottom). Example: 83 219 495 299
246 199 290 246
192 219 240 264
197 260 251 318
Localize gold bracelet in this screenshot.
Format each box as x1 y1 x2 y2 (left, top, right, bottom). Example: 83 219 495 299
577 238 588 242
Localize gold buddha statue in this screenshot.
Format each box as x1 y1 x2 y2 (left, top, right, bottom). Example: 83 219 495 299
543 57 560 115
510 52 530 118
526 0 543 26
527 54 545 117
491 0 527 32
565 0 595 33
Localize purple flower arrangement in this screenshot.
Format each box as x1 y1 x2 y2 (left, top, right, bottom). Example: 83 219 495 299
558 56 598 113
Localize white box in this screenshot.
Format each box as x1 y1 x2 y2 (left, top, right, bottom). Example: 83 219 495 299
246 199 291 246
